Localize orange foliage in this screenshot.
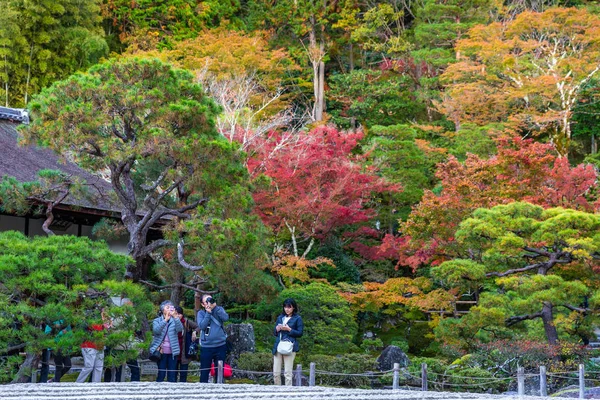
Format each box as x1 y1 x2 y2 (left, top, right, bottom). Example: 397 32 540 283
398 133 599 269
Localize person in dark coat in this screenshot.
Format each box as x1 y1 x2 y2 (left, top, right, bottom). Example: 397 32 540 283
174 306 200 382
197 294 229 383
272 298 304 386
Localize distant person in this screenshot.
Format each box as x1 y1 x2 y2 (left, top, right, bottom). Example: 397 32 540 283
272 298 304 386
197 294 229 383
150 300 183 383
76 310 111 383
103 299 140 382
174 306 200 382
45 320 72 383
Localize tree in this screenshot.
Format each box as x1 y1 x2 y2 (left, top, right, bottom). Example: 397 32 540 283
24 57 249 282
327 69 427 129
0 169 96 236
251 126 400 262
399 134 598 269
101 0 243 51
131 28 301 155
440 8 600 156
0 231 152 382
432 202 600 346
248 0 342 122
0 0 108 107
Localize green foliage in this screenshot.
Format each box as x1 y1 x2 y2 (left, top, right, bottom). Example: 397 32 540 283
102 0 243 51
311 237 360 284
0 0 108 107
434 202 600 349
363 124 441 223
328 69 427 128
360 337 383 353
445 123 499 160
175 185 279 304
242 319 274 353
0 169 90 227
390 339 409 353
0 231 152 381
305 353 378 388
266 282 359 356
236 351 274 381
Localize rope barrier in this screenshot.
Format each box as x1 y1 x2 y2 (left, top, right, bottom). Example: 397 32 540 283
129 359 600 394
313 369 394 377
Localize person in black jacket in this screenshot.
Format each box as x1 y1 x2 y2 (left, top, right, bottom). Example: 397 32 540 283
272 298 303 386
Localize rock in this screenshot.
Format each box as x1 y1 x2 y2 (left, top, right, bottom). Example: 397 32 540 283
225 323 256 368
376 345 410 371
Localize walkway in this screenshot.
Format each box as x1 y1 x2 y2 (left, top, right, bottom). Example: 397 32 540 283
0 382 570 399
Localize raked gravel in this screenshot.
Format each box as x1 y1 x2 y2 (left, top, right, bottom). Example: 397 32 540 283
0 382 571 400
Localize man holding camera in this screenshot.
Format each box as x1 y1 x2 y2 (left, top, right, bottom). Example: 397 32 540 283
197 294 229 383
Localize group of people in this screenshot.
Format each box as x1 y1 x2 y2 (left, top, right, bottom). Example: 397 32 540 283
149 294 232 383
150 295 304 386
40 295 304 386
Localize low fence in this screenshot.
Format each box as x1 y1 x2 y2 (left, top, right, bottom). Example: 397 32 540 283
34 359 600 398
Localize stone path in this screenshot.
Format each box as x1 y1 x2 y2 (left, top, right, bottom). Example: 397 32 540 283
0 382 572 400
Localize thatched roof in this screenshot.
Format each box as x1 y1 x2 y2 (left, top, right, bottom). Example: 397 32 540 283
0 118 119 215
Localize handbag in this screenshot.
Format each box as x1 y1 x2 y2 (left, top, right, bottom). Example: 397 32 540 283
187 339 199 359
277 332 294 355
149 321 170 362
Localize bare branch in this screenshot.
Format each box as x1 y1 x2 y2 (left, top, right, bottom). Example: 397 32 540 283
140 239 172 257
177 241 204 271
139 280 214 294
486 262 547 277
505 312 543 326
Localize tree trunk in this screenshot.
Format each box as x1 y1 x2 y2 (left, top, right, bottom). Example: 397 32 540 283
12 352 39 383
309 18 325 122
541 302 559 345
128 255 152 282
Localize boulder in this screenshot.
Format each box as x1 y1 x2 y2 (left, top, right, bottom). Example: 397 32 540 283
376 345 410 371
225 323 256 368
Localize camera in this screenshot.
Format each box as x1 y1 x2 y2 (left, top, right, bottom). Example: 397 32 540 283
206 297 216 304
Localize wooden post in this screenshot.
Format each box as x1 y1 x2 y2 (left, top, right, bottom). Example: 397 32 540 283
517 367 525 397
579 364 585 400
392 363 400 390
309 363 315 387
540 366 547 397
421 363 428 392
217 360 224 384
295 364 302 387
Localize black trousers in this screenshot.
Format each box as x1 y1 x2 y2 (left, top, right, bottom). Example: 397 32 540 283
53 352 71 382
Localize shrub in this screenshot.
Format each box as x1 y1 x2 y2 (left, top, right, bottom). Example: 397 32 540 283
390 339 409 353
360 338 384 354
306 353 378 388
263 282 359 356
236 352 274 384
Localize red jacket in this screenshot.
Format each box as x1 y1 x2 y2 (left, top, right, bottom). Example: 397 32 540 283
81 324 104 349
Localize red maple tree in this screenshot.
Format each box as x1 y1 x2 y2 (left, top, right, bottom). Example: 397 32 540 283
387 134 598 269
249 126 401 258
